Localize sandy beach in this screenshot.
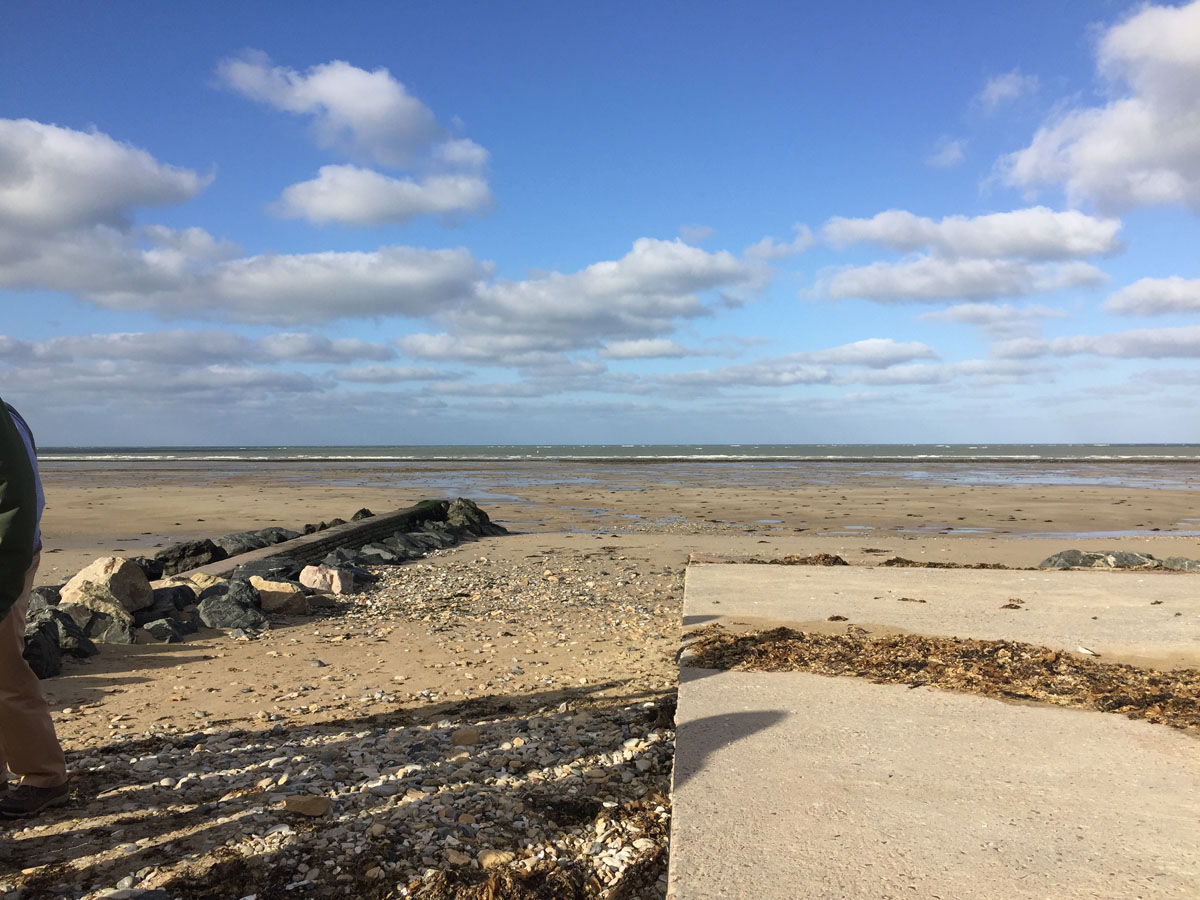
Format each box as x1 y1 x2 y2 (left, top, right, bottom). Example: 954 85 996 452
5 455 1199 898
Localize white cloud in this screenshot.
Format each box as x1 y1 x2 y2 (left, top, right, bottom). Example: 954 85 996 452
423 239 755 361
823 207 1121 260
926 137 966 168
334 365 446 383
800 338 938 368
993 325 1200 359
0 119 209 232
920 303 1068 337
216 53 442 168
1103 276 1200 315
599 338 700 359
275 164 492 226
257 333 395 362
744 224 815 260
1002 1 1200 211
977 70 1039 111
82 245 487 325
824 257 1105 303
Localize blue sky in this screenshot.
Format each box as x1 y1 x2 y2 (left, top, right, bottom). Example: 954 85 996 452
2 0 1199 445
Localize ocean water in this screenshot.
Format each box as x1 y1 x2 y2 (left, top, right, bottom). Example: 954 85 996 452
38 443 1200 463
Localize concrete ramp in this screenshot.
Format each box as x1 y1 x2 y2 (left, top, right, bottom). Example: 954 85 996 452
669 564 1200 899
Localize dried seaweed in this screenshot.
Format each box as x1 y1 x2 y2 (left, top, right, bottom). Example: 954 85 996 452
684 625 1200 736
746 553 850 566
879 557 1013 569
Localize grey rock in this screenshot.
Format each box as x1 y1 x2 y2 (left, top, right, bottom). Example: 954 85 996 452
215 531 270 556
230 556 304 581
143 618 187 643
29 584 61 611
154 539 229 577
350 507 375 521
1162 556 1200 571
357 543 401 564
129 556 165 582
152 584 197 611
1038 549 1162 569
30 608 99 658
198 589 268 631
86 609 136 644
22 617 61 678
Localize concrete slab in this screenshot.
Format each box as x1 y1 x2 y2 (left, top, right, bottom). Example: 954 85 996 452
683 564 1200 668
669 564 1200 899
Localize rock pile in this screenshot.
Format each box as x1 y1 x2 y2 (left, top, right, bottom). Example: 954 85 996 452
23 499 508 678
1038 549 1200 570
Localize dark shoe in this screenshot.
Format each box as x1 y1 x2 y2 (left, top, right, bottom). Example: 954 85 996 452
0 783 69 818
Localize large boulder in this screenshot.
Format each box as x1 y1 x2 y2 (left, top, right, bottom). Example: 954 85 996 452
22 618 60 679
152 584 197 611
1038 550 1162 569
142 619 188 643
56 584 137 644
30 608 98 658
230 556 304 582
28 585 61 616
61 557 153 613
249 577 310 615
128 556 165 582
299 565 355 595
198 581 267 631
154 539 228 577
215 531 270 557
1163 556 1200 571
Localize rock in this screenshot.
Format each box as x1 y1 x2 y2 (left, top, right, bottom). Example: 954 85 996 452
350 507 374 521
29 584 61 613
86 607 137 644
154 539 228 577
30 608 98 658
1163 556 1200 571
198 586 268 631
444 848 471 866
250 577 310 615
284 794 331 816
143 618 187 643
299 565 354 595
446 497 497 535
183 571 227 592
1038 549 1162 569
56 587 137 644
22 617 61 679
451 727 480 746
61 557 153 613
215 530 270 556
356 543 400 564
151 584 197 611
128 556 165 582
133 592 185 627
230 556 303 581
478 849 516 869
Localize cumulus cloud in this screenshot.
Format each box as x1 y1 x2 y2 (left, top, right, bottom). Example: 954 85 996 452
1103 276 1200 315
409 239 754 364
599 339 701 359
919 303 1068 337
216 53 441 168
1001 1 1200 211
824 257 1105 303
823 207 1121 260
926 137 966 168
993 325 1200 359
275 165 492 226
0 119 210 233
217 53 490 226
744 224 815 260
976 70 1039 111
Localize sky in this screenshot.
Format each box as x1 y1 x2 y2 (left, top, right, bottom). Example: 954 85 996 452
2 0 1199 446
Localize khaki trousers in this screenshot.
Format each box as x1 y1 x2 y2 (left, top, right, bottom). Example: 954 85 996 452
0 553 67 788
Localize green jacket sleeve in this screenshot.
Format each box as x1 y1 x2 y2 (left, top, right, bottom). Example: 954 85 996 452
0 402 36 624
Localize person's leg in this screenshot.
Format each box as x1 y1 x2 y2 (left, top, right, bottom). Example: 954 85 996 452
0 553 67 789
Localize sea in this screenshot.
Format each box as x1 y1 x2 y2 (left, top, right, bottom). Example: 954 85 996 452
37 443 1200 463
36 444 1200 494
